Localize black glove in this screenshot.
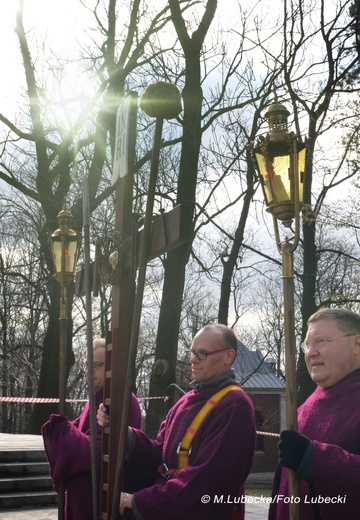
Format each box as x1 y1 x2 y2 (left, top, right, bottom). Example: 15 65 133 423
278 430 311 471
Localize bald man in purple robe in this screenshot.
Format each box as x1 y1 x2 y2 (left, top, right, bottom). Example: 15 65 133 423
98 324 256 520
269 307 360 520
42 338 142 520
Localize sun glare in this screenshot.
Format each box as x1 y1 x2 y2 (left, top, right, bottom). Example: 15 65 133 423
0 1 95 120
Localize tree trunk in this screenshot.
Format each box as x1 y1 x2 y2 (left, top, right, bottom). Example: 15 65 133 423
146 0 215 434
298 134 317 405
218 154 257 325
145 241 192 437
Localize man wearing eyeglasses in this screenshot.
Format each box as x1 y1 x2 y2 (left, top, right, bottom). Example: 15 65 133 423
42 338 142 519
97 323 256 519
269 307 360 520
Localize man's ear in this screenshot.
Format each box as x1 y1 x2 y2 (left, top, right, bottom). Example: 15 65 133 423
354 334 360 354
226 348 236 365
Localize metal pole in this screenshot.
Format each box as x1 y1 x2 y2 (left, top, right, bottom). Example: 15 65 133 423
59 284 67 415
58 281 67 520
281 240 300 520
83 173 98 520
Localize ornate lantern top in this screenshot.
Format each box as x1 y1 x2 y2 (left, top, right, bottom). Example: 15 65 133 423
265 103 290 132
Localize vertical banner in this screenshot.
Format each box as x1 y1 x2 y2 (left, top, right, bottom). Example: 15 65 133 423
112 92 138 185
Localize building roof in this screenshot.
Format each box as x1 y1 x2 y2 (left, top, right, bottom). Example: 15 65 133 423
232 341 285 390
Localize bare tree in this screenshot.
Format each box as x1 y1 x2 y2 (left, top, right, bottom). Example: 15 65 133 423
2 0 359 437
226 0 360 402
0 0 186 432
0 194 48 432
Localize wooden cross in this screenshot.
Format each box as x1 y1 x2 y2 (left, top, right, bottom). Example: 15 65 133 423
75 92 190 520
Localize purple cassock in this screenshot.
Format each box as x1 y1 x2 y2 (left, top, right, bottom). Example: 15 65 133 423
42 390 141 520
269 369 360 520
124 374 256 520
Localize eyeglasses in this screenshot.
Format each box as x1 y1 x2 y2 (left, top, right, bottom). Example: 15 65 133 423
188 347 231 361
84 361 105 370
300 334 356 354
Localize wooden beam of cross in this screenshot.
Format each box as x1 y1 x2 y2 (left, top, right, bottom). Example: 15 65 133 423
74 92 190 520
74 204 191 300
74 204 191 520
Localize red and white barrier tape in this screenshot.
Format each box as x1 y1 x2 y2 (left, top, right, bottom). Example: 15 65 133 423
0 397 86 403
0 396 166 403
256 431 280 438
0 396 280 438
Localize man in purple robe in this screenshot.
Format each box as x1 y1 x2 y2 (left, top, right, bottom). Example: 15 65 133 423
269 307 360 520
98 324 256 520
42 338 142 520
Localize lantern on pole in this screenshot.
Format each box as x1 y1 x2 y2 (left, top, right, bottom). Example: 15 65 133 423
51 209 79 289
251 102 308 520
50 208 79 412
50 208 79 520
253 102 307 236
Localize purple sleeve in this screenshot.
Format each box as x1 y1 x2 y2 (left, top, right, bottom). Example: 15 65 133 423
123 422 165 493
132 396 255 520
41 411 102 490
41 391 104 491
129 393 142 429
42 392 141 491
269 443 360 520
312 440 360 518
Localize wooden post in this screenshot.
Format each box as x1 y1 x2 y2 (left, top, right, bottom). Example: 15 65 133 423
83 174 98 520
99 92 138 519
110 116 164 519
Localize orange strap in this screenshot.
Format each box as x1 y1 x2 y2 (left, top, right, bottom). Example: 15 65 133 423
177 384 244 470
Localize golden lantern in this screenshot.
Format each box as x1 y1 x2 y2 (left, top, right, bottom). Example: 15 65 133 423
253 103 307 228
50 209 79 285
251 103 309 520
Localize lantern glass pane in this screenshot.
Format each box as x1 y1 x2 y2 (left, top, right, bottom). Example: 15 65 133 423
65 238 78 274
51 235 78 276
255 152 271 203
51 238 62 275
255 152 291 204
271 155 291 203
298 147 306 203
